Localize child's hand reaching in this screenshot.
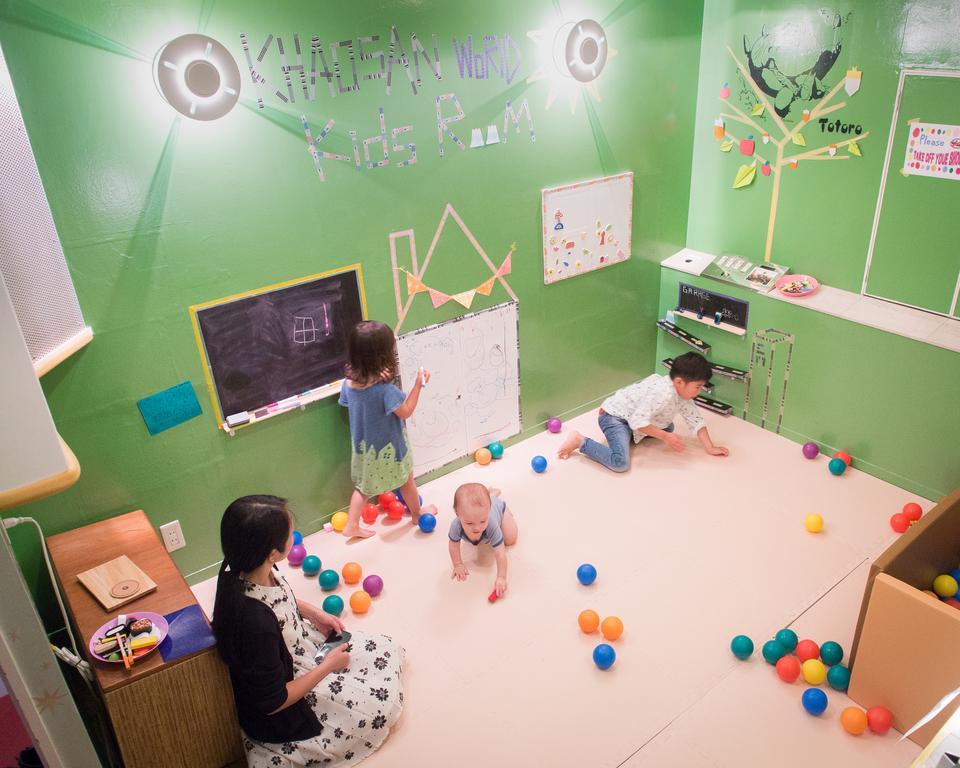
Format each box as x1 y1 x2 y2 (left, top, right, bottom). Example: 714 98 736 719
494 576 507 598
663 432 685 452
707 445 729 457
320 644 351 674
452 562 469 581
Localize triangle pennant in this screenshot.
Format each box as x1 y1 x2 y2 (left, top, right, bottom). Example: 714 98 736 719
428 288 451 308
405 271 427 295
450 289 477 308
497 253 513 277
476 276 496 296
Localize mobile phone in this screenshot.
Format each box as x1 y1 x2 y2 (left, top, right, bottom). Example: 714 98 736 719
314 629 351 665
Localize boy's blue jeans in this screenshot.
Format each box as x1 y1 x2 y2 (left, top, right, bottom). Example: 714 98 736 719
580 412 673 472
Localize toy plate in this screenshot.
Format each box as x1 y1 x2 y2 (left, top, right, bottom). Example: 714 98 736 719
89 611 169 663
775 274 820 297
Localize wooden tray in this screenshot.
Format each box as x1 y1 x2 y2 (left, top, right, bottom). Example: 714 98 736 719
77 555 157 611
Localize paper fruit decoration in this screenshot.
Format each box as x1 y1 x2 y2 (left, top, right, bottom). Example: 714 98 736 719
761 161 771 176
739 135 755 156
845 67 862 96
720 82 730 99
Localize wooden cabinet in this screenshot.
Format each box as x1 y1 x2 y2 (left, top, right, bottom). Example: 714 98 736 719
47 510 244 767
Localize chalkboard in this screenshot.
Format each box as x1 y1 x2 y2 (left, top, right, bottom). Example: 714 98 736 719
678 282 749 330
190 266 366 424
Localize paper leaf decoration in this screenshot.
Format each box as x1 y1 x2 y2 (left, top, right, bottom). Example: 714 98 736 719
792 133 807 147
733 164 757 189
719 139 734 152
848 140 862 157
751 102 765 116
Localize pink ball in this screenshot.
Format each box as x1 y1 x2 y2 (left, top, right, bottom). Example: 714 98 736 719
546 417 562 433
287 544 307 566
802 442 819 459
362 574 384 597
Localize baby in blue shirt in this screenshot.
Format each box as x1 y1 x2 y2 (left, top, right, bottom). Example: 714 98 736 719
448 483 518 598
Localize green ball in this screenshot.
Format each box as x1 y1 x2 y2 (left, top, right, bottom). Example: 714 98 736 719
322 594 344 616
820 641 844 666
775 628 798 652
762 639 787 665
828 457 846 476
488 442 504 459
319 569 340 591
827 663 850 691
730 634 754 660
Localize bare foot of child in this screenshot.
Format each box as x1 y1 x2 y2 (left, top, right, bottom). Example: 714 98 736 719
342 526 375 540
557 431 584 459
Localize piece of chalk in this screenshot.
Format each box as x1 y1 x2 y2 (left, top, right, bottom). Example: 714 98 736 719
419 367 427 388
488 589 498 603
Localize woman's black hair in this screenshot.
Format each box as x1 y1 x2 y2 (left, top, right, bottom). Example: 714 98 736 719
345 321 397 383
212 495 291 665
669 351 713 384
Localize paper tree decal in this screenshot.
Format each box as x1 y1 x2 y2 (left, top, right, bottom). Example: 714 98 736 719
716 47 870 261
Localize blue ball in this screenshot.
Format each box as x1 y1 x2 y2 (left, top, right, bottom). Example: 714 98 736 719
775 628 798 652
488 442 504 459
762 640 787 665
828 458 846 476
531 455 548 473
593 643 616 670
418 513 437 533
395 489 423 509
301 555 321 576
576 563 597 586
827 664 850 692
801 688 828 716
292 530 303 546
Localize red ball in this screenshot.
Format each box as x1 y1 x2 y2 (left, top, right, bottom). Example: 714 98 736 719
775 655 801 683
867 706 894 735
386 500 405 520
361 503 379 524
796 639 820 662
945 599 960 610
834 450 852 467
902 502 922 522
890 513 910 533
378 492 397 509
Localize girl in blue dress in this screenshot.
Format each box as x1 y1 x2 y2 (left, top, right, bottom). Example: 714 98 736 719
338 321 435 539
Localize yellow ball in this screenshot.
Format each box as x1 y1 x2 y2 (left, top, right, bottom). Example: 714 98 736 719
474 448 492 465
804 514 824 533
802 658 827 685
933 574 959 598
331 511 349 532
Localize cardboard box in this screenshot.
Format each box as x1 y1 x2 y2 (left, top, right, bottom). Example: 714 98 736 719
849 485 960 746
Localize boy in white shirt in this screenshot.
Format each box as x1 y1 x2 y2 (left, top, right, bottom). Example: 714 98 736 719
557 352 729 472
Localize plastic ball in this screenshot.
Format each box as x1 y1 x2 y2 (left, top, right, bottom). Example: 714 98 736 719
349 590 371 614
488 442 504 459
319 569 339 591
292 530 303 545
890 513 910 533
361 504 380 524
802 442 819 459
730 635 754 660
531 455 548 473
945 598 960 610
342 562 362 585
820 641 843 666
867 706 894 735
841 706 868 735
547 417 563 434
377 492 397 509
902 502 922 522
362 574 383 597
805 514 824 533
287 544 307 566
949 568 960 585
331 511 348 532
474 448 492 465
933 574 959 598
828 458 846 476
576 563 597 586
775 655 801 683
387 501 405 521
775 628 798 652
579 610 600 634
592 643 616 670
301 555 321 576
796 639 820 662
833 450 852 467
802 658 827 685
418 513 437 533
921 589 940 600
802 688 829 716
762 640 787 665
827 664 850 692
600 616 624 641
322 594 344 616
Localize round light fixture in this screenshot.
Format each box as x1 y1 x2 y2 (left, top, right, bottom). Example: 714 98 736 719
563 19 608 83
154 34 240 121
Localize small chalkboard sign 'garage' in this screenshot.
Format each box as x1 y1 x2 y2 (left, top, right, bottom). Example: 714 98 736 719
190 265 367 432
676 282 749 336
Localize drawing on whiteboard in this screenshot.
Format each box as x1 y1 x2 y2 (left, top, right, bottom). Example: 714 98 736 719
397 301 520 475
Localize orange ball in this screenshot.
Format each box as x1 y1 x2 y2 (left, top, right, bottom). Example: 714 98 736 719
840 706 868 735
578 609 600 633
474 448 492 465
342 562 362 584
600 616 624 641
349 590 371 614
834 451 852 467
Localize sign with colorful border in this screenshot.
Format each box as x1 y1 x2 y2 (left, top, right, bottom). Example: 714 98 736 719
903 121 960 180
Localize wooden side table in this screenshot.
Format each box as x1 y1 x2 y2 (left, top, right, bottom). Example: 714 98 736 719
48 510 244 768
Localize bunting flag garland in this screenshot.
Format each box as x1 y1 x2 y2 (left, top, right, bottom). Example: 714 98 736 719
406 272 427 295
398 250 513 311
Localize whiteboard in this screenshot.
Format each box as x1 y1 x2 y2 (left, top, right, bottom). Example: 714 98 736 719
541 172 634 284
397 301 521 475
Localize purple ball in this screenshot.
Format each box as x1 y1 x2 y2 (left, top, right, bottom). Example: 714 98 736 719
362 574 384 598
802 442 819 460
547 417 562 434
287 543 307 566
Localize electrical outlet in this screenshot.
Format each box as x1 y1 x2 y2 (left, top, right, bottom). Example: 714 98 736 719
159 520 185 552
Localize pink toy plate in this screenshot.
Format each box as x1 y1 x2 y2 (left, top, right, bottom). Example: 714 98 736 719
775 274 819 297
89 611 169 663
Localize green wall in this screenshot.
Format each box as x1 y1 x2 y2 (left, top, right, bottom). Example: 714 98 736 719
0 1 704 623
669 0 960 500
